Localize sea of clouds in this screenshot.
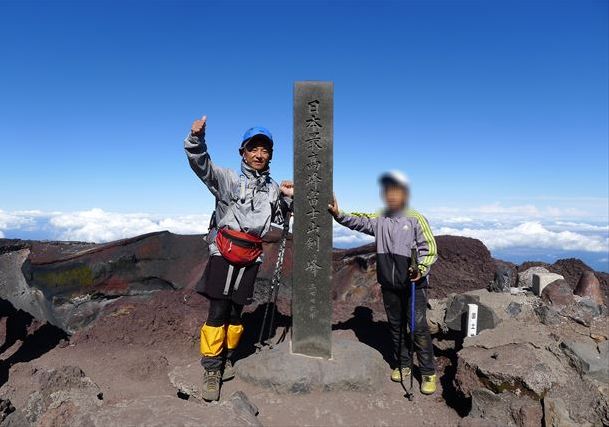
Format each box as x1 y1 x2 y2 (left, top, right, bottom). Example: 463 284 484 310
1 204 608 271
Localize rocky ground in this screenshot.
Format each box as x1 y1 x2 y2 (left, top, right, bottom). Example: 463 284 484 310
0 231 607 426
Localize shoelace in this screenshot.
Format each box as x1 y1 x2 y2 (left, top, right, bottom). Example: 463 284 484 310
422 375 434 382
207 372 220 391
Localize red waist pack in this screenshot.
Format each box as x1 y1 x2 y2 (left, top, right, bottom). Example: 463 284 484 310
215 228 263 266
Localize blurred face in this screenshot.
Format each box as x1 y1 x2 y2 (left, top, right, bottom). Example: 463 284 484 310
383 184 409 212
243 138 272 171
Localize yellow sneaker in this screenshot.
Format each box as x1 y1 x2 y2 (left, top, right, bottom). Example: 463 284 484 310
390 367 411 382
420 374 437 395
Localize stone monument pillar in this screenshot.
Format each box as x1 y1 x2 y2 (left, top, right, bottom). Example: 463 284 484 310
235 82 387 392
291 81 333 359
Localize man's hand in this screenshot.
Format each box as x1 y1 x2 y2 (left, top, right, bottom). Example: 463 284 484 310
280 180 294 197
191 115 207 137
328 194 339 218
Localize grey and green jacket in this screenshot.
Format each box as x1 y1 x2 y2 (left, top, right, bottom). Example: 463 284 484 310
184 131 291 256
334 209 438 289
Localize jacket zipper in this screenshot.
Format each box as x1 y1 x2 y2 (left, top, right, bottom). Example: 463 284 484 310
392 262 396 287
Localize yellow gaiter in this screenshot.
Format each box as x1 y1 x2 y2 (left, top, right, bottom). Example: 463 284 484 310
225 324 244 350
200 323 226 357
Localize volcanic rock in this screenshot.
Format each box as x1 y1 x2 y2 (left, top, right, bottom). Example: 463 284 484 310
517 266 549 289
444 293 501 333
429 236 497 298
0 399 14 423
169 362 206 401
542 397 579 427
427 298 447 334
0 232 208 332
24 366 103 425
86 394 261 427
505 302 522 318
522 258 609 306
534 304 562 326
456 342 566 398
541 279 575 307
574 271 604 306
561 339 609 383
488 261 517 293
468 388 543 427
0 398 27 427
236 339 386 394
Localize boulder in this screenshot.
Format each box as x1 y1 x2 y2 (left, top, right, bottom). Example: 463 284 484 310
534 305 562 326
456 342 566 399
517 266 549 289
0 398 28 427
444 294 501 333
542 397 579 427
24 366 103 425
531 272 564 296
236 339 386 394
561 339 609 383
561 298 607 327
463 319 555 350
488 262 516 293
541 279 575 307
574 271 604 306
427 298 447 334
457 321 566 400
0 399 14 424
467 388 542 427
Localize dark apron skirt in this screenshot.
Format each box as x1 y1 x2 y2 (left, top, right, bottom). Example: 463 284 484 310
196 255 260 305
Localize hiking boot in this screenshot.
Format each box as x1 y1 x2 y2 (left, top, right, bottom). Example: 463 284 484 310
222 359 235 381
390 367 412 382
421 374 437 395
202 369 221 401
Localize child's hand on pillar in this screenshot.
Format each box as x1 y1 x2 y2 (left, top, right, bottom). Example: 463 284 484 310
328 194 339 218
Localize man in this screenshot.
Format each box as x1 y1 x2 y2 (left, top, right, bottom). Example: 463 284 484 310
328 170 438 395
184 115 293 401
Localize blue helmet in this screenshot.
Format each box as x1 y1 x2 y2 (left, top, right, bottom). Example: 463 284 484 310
240 126 274 156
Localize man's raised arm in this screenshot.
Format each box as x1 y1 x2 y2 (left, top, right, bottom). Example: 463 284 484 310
184 115 228 198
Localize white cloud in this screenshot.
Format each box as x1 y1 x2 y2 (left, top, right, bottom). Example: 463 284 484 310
551 221 609 232
0 209 37 230
47 209 211 242
436 221 609 253
427 202 591 220
1 208 607 258
333 222 374 246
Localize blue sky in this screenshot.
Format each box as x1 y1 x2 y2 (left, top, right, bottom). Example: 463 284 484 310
1 1 608 270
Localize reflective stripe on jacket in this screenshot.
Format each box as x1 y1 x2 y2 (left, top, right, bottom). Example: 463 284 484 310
335 209 437 289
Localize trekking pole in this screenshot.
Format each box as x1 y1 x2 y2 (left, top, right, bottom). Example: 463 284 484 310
400 247 418 401
409 247 417 399
256 213 291 351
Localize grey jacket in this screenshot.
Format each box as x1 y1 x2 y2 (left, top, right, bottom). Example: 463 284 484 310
184 131 291 256
335 209 437 289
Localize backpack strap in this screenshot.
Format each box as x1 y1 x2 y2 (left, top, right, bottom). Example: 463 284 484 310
239 174 247 203
208 208 217 231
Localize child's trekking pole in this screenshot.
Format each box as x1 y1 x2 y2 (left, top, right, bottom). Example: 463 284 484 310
400 247 418 401
408 247 417 399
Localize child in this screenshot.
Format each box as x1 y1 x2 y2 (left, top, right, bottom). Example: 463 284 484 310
328 170 438 394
